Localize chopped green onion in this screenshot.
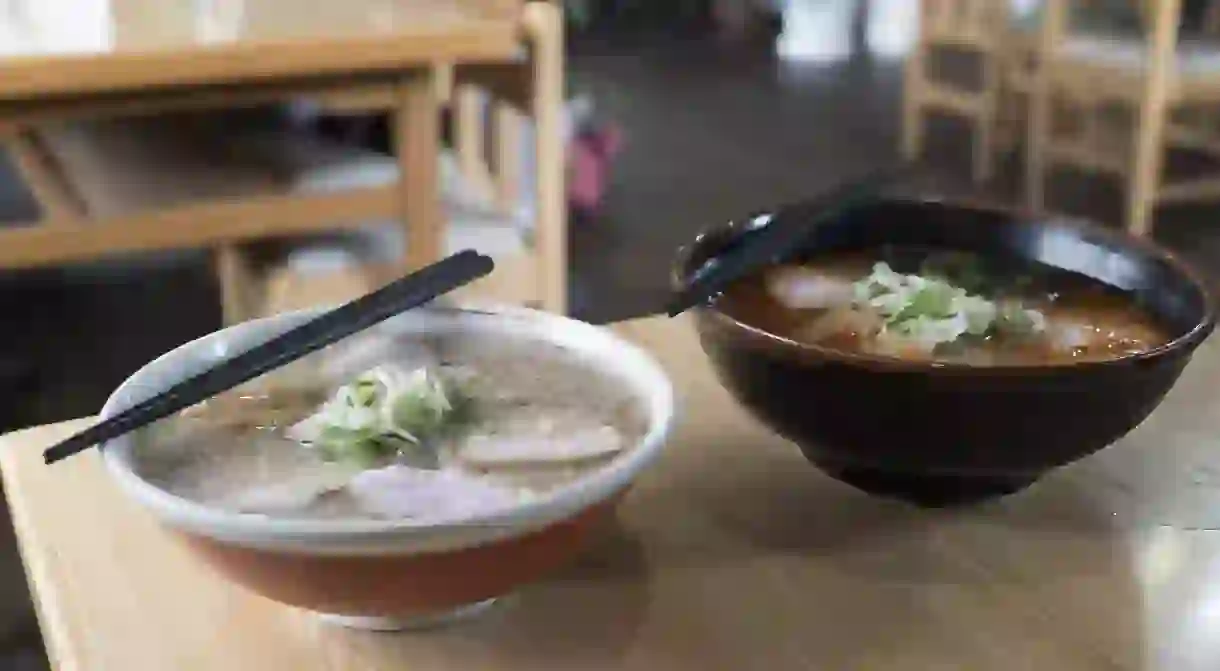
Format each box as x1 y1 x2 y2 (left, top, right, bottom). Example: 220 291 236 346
352 379 379 406
290 364 474 468
392 388 450 438
316 427 395 467
892 284 956 323
851 262 1044 352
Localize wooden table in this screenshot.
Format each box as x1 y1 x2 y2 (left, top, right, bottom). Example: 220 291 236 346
0 0 569 319
4 314 1220 669
0 0 511 262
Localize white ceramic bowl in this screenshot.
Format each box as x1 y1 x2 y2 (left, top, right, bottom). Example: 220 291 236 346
100 304 674 629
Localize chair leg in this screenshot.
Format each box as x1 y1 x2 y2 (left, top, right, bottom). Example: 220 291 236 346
493 102 522 214
1025 80 1052 212
524 1 568 315
455 84 496 202
1126 0 1178 237
972 119 993 183
215 245 260 324
393 69 443 272
901 48 925 161
973 51 1000 183
1127 96 1169 237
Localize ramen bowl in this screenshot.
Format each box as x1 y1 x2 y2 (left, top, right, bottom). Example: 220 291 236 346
677 196 1215 507
99 304 674 630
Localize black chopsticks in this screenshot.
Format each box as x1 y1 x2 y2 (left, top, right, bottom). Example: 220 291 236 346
44 250 495 465
666 164 912 317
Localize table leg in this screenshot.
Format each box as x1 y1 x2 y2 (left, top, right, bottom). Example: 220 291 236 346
214 244 260 324
393 69 443 274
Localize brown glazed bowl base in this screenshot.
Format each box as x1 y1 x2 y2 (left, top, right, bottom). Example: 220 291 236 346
814 461 1041 508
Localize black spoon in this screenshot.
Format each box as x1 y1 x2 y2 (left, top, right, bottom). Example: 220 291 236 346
666 164 912 317
43 250 495 465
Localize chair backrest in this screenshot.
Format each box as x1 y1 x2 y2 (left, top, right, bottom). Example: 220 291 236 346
1038 0 1182 78
920 0 1010 49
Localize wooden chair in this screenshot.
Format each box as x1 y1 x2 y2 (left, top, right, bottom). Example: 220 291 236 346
992 1 1044 157
902 0 1013 182
263 3 568 318
1 1 567 322
995 1 1124 175
1026 0 1220 235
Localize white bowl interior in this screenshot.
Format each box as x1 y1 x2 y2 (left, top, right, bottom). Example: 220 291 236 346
100 304 675 555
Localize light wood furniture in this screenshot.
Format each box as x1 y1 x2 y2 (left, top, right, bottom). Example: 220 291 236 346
899 0 1080 180
0 0 568 319
5 311 1220 669
1025 0 1220 235
902 0 1012 182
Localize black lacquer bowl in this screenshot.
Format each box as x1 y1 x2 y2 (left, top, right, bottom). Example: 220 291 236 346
675 197 1216 507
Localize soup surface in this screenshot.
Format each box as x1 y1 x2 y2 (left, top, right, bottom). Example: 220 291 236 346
134 330 648 523
718 248 1171 365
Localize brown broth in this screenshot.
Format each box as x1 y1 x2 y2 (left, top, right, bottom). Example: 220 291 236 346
718 251 1172 366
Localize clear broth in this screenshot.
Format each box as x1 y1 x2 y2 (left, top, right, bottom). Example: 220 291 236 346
134 332 649 520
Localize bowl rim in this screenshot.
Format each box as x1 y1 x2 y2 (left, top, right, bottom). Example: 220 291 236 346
99 303 675 553
672 195 1218 373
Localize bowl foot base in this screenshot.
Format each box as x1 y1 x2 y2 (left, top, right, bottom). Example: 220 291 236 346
315 597 501 632
823 465 1039 507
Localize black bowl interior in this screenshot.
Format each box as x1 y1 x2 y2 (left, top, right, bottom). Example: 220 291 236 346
682 197 1213 345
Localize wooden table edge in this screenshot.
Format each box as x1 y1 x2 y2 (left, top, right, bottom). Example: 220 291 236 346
0 24 522 103
1 419 93 671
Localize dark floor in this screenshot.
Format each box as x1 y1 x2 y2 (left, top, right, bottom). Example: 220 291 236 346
3 16 1220 668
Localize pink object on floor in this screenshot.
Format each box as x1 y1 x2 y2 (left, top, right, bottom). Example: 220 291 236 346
568 124 623 214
